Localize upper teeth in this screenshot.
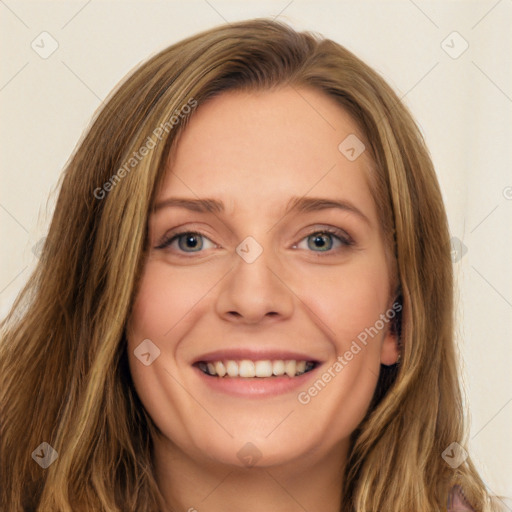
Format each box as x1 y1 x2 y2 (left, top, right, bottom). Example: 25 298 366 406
198 360 314 378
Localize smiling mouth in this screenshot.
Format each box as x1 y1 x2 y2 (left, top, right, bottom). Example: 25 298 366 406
196 359 317 378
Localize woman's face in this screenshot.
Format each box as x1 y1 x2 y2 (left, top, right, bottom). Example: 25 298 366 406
127 86 399 471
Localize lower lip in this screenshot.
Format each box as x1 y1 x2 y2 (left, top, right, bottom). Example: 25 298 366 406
194 366 320 398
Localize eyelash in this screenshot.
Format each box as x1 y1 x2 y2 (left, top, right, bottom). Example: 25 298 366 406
155 227 354 257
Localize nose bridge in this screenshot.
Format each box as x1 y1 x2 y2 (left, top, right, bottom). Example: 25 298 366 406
233 233 281 294
216 232 294 322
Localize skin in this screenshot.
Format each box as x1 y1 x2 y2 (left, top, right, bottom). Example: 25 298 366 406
126 86 399 512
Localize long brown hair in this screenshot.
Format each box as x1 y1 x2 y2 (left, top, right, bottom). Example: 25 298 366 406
0 18 504 511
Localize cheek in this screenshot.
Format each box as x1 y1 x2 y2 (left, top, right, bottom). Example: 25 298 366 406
126 262 204 398
295 255 391 353
291 257 390 441
126 261 226 413
126 262 221 448
128 261 217 342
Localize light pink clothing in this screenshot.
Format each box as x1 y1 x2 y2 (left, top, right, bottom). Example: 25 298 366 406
448 485 476 511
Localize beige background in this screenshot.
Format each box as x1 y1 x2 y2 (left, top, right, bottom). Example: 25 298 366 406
1 0 511 504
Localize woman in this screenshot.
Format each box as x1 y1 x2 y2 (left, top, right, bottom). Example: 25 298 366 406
0 18 504 511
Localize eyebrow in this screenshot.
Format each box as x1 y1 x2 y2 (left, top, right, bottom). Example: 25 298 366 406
153 196 370 225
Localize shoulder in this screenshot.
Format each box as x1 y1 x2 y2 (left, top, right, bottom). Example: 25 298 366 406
447 484 475 511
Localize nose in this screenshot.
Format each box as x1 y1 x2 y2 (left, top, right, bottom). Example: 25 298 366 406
215 238 294 325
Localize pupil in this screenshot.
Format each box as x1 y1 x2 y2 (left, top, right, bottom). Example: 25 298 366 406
180 234 201 251
310 233 331 251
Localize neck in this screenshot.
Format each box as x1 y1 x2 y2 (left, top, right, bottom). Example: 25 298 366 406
153 435 348 512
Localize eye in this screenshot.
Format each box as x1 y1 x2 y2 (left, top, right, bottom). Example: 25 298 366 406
155 227 354 256
294 228 353 254
155 231 216 253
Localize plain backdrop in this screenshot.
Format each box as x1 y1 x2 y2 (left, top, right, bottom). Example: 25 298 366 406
1 0 511 504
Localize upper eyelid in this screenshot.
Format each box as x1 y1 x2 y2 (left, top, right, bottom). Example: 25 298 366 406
159 224 351 240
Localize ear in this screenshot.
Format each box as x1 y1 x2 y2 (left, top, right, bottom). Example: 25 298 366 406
380 298 402 366
380 325 399 365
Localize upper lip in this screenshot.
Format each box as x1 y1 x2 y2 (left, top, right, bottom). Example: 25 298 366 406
193 348 321 364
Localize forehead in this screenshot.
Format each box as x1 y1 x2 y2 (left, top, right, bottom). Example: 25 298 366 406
159 86 376 222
